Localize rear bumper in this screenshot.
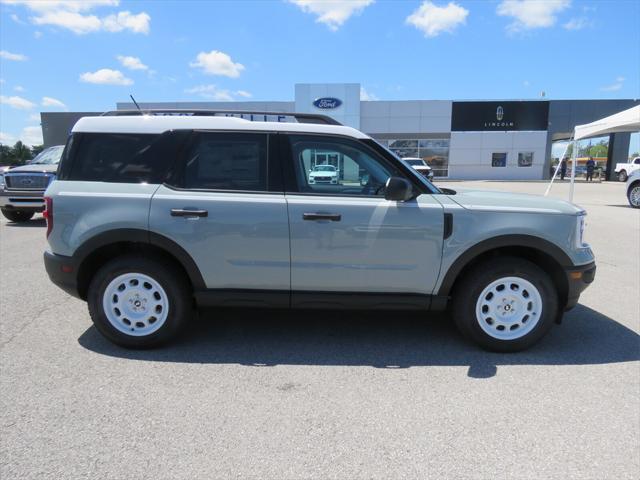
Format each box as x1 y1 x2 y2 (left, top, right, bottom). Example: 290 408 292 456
564 261 596 310
44 251 82 299
0 190 46 211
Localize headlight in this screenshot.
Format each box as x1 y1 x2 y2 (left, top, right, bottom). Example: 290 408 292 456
0 174 5 189
575 214 588 248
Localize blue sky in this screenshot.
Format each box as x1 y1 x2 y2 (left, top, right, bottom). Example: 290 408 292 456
1 0 639 146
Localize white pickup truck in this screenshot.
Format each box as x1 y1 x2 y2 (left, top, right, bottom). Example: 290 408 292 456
615 156 640 181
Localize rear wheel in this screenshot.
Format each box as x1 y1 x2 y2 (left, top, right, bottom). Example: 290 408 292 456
452 257 558 352
618 170 628 182
1 209 35 223
87 255 192 348
628 182 640 208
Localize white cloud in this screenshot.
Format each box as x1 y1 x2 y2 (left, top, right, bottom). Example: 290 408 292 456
0 50 28 61
236 90 252 98
0 132 17 145
117 55 148 70
288 0 374 31
563 17 591 30
28 113 41 122
10 13 25 24
360 87 378 101
406 1 469 38
79 68 133 86
2 1 119 13
600 76 625 92
189 50 245 78
42 96 67 109
14 85 25 92
497 0 570 32
5 0 150 35
20 125 43 146
0 95 36 110
102 11 150 34
185 84 234 101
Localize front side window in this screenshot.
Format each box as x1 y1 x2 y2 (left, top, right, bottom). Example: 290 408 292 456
181 132 267 191
518 152 534 167
288 135 399 196
492 152 507 167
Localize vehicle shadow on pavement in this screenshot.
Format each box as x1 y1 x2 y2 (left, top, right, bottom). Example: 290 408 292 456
4 218 45 227
78 304 639 378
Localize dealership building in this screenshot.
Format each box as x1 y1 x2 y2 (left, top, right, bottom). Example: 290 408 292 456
40 83 638 180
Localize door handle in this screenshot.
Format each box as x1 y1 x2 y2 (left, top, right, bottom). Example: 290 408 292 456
171 208 208 218
303 212 341 221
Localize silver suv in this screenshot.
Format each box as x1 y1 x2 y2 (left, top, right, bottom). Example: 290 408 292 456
43 110 596 351
0 145 64 222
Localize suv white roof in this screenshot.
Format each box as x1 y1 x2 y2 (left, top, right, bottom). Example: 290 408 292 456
72 115 370 139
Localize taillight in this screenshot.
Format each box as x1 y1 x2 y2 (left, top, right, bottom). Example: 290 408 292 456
43 196 53 238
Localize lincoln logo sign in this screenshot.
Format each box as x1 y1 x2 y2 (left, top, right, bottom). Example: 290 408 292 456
496 106 504 121
313 97 342 109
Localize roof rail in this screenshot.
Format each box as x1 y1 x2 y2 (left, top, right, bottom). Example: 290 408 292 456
100 109 342 126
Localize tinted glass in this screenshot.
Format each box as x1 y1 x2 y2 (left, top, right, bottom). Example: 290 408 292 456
182 132 267 191
492 152 507 167
29 146 64 165
289 135 399 196
65 133 161 182
518 152 534 167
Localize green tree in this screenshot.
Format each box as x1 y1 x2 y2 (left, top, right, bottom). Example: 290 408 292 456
30 145 44 157
10 141 32 165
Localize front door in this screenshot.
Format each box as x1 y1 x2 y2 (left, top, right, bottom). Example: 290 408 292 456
149 132 290 292
283 134 444 302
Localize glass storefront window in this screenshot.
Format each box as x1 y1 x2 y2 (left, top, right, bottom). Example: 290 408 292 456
492 152 507 167
518 152 534 167
375 137 450 177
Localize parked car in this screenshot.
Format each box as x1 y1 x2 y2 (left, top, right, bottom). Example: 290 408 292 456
308 164 338 184
402 157 434 181
0 145 64 222
43 110 595 352
626 169 640 208
615 156 640 182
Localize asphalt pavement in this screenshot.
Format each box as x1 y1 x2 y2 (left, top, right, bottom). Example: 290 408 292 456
1 180 638 479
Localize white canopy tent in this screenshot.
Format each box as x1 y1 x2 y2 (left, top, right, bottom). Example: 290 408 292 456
546 105 640 201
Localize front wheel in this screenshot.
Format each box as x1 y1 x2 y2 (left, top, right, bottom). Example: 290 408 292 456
87 255 192 348
618 170 628 182
452 257 558 352
1 209 35 223
628 183 640 208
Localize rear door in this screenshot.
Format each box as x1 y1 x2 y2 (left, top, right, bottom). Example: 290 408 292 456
149 131 290 294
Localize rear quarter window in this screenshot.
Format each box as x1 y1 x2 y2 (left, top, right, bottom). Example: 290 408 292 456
59 132 188 183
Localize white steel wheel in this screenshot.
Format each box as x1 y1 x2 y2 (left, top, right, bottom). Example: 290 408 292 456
102 272 169 337
474 276 543 341
629 185 640 207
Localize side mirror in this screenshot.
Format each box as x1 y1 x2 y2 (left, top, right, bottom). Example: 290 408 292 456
384 177 414 201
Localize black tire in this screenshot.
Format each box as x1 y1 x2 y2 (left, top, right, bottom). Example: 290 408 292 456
1 209 35 223
618 170 628 182
628 182 640 208
452 257 558 352
87 255 192 348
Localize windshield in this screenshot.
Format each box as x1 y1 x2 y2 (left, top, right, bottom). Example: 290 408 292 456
314 165 336 172
404 159 424 166
29 146 64 165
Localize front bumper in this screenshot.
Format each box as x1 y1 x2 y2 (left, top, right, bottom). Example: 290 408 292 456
0 189 46 211
564 261 596 310
44 251 82 299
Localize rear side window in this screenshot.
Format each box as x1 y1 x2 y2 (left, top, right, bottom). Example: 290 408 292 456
60 132 187 183
178 132 268 191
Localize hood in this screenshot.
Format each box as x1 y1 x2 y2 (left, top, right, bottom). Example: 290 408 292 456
310 170 337 176
4 163 59 174
446 188 584 215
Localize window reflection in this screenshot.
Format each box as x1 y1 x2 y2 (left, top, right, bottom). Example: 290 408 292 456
375 138 450 177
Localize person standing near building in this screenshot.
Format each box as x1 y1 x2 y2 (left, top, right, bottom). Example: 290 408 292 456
586 156 595 182
560 157 568 180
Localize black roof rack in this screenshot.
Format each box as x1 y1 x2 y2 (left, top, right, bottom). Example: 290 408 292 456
100 109 342 126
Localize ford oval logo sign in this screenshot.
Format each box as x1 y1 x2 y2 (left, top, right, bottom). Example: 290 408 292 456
313 97 342 109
